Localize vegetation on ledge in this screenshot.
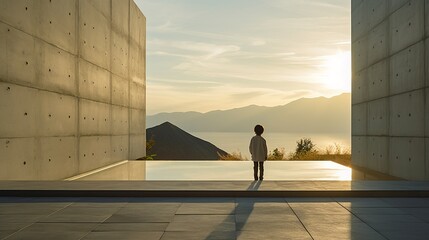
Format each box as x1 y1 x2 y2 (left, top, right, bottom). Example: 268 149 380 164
219 138 351 167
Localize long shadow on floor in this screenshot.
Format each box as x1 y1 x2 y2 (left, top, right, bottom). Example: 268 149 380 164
203 180 261 240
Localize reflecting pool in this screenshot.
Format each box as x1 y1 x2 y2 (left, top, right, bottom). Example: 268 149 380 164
68 160 352 181
146 160 351 181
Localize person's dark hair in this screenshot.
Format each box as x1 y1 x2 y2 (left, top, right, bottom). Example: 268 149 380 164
254 125 264 135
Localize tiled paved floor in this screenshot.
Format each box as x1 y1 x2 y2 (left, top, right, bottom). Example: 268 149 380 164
1 197 429 240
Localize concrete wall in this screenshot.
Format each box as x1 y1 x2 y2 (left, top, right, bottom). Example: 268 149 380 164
0 0 146 180
352 0 428 180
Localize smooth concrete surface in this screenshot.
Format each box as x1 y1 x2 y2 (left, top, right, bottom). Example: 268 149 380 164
142 161 352 181
61 160 348 181
2 197 429 240
67 160 145 181
367 136 389 173
351 136 367 167
1 180 429 198
0 0 146 180
368 59 388 100
66 160 397 182
352 0 429 180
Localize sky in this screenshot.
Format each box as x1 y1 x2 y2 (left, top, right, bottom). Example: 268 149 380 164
135 0 351 115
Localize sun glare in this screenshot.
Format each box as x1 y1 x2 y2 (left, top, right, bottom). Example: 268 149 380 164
322 51 351 92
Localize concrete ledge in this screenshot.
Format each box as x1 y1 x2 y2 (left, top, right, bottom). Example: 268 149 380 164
2 190 429 198
1 180 429 197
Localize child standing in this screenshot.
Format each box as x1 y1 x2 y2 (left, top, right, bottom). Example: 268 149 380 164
249 125 267 181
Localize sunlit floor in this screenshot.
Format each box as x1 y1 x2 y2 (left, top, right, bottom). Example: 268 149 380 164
1 197 429 240
146 161 351 181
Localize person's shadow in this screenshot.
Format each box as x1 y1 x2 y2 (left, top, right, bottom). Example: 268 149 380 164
204 180 262 239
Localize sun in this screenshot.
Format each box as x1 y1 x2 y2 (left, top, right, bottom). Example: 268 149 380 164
322 51 351 92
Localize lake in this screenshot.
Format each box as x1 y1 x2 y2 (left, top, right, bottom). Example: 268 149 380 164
190 132 351 159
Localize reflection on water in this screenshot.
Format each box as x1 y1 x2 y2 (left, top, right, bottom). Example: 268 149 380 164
66 160 146 181
69 160 352 181
146 160 351 181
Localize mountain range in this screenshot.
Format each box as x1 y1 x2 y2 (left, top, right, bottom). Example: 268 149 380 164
147 93 351 134
146 122 227 160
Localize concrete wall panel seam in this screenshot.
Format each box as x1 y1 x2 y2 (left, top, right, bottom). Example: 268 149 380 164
352 0 428 179
127 0 131 159
0 20 78 57
0 0 145 179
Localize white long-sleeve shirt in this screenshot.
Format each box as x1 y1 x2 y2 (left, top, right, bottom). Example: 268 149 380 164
249 135 267 162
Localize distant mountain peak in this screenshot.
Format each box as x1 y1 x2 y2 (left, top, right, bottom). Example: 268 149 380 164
147 122 228 160
159 121 174 127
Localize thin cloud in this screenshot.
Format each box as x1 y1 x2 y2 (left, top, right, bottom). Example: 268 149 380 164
137 0 351 114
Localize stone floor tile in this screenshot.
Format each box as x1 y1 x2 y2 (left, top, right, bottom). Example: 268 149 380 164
68 202 127 208
124 202 181 209
118 205 179 215
235 202 289 207
304 222 385 240
298 214 362 225
22 223 98 232
236 202 294 215
176 203 235 215
27 197 80 203
380 198 429 207
235 213 300 223
236 198 286 203
134 197 233 203
370 222 429 240
115 208 175 216
291 207 351 215
0 202 70 208
0 215 43 223
235 207 294 215
335 198 391 208
236 221 304 232
73 197 131 203
0 197 37 203
5 231 89 240
105 213 174 223
288 202 343 208
53 207 119 215
358 214 423 223
4 196 429 240
38 214 112 223
166 221 235 232
236 229 312 240
275 182 320 191
0 222 31 231
285 197 334 203
396 207 429 216
347 207 408 215
0 206 64 215
172 214 235 223
126 197 182 203
409 213 429 222
94 223 168 232
161 231 236 240
0 231 16 239
81 231 163 240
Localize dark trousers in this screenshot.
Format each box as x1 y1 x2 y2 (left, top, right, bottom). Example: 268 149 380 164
253 161 264 180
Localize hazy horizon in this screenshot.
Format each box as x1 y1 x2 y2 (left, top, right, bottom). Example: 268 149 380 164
136 0 351 115
148 91 350 115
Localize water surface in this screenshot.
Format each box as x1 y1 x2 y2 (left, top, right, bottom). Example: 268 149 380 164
146 160 351 181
